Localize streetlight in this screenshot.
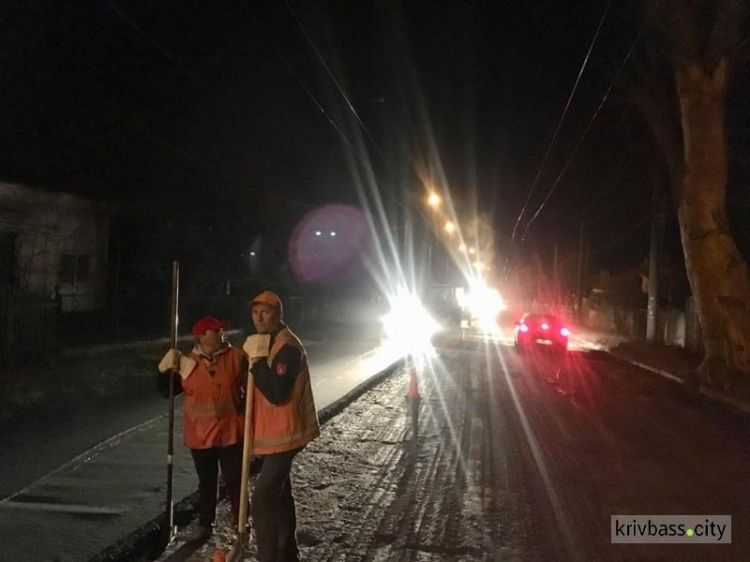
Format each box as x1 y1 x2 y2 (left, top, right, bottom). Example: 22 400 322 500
444 221 456 234
427 192 442 208
468 247 476 255
459 243 467 253
315 231 322 236
330 231 337 237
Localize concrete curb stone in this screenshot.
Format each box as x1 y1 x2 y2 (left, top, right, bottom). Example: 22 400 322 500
607 350 750 418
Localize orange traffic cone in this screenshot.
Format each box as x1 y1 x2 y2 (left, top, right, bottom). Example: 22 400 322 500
407 366 420 398
405 366 421 439
213 550 226 562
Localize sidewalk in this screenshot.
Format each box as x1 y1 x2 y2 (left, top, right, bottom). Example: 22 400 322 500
0 330 240 425
0 406 198 561
571 325 750 416
0 322 384 425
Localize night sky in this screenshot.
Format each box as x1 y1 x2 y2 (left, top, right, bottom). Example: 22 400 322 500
1 1 748 289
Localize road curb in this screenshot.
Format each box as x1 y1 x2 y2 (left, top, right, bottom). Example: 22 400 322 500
90 357 406 562
607 351 750 418
317 358 406 425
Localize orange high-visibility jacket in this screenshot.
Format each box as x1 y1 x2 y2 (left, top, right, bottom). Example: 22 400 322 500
251 327 320 455
182 346 245 449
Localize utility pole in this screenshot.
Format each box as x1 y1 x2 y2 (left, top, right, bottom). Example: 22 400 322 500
576 222 586 322
403 218 410 257
553 240 559 311
427 236 434 284
647 170 664 343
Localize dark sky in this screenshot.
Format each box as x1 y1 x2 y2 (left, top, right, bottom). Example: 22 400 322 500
1 1 748 278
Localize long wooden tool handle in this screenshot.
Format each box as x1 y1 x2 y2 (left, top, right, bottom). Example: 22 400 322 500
237 370 255 544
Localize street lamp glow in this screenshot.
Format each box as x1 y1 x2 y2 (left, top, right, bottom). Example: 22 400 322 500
444 221 456 234
250 251 256 257
330 231 337 236
315 231 322 236
459 243 467 252
468 247 476 255
427 193 442 208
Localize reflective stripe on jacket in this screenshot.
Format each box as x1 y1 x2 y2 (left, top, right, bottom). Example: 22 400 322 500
182 346 244 449
252 327 320 455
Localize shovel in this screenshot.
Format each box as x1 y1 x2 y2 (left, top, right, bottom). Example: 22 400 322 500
227 368 255 561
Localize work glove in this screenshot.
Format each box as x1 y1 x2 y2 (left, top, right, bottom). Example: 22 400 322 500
158 348 197 380
158 349 181 373
243 334 271 360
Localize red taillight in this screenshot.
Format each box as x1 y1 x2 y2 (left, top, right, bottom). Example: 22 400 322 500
560 327 570 337
541 323 549 330
519 323 529 333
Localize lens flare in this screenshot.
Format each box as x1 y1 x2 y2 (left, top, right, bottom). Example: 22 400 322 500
380 288 440 359
288 205 368 282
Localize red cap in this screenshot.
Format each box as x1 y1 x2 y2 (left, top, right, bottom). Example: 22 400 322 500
191 316 226 336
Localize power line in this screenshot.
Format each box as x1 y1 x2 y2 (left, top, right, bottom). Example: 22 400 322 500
506 0 614 261
520 24 646 241
106 0 241 118
241 5 405 211
282 1 400 181
520 80 616 242
113 0 421 232
278 1 426 223
240 1 444 240
108 1 385 213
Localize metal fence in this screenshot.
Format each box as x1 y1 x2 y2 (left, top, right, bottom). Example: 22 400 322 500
59 294 250 346
0 287 58 364
580 296 697 348
0 289 256 362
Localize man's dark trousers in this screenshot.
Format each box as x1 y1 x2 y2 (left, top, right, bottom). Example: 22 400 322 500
190 442 243 527
252 447 302 562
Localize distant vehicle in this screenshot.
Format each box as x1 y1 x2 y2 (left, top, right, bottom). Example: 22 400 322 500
424 283 464 328
513 313 570 353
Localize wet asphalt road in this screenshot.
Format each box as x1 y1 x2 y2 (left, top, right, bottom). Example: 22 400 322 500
2 331 749 561
439 335 750 560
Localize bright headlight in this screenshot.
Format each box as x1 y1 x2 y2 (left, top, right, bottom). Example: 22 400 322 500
464 281 506 333
380 288 440 358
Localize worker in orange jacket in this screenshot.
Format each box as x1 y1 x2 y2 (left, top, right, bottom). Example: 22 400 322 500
158 316 247 544
243 291 320 562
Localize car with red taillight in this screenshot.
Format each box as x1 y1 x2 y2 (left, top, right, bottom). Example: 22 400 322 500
513 313 569 353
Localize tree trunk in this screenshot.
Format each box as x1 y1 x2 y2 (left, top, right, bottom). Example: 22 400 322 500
676 59 750 388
